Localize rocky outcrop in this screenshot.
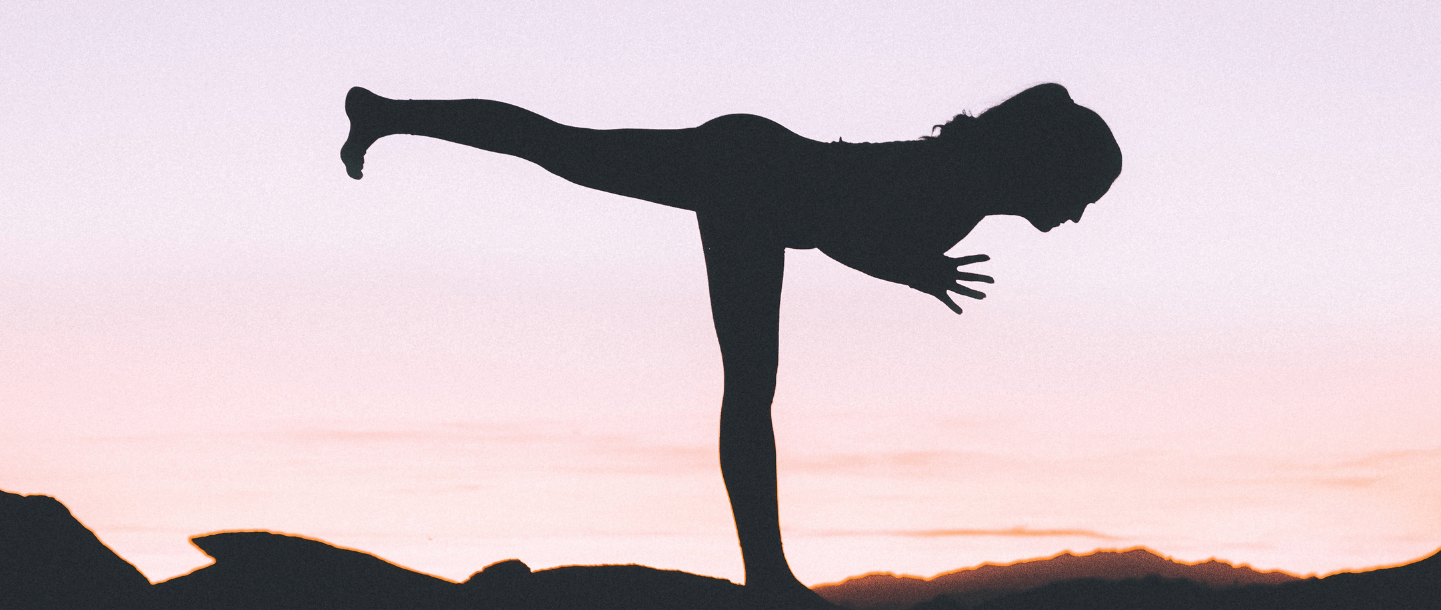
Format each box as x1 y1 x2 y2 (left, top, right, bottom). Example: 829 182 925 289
0 490 152 610
152 531 459 609
150 532 751 610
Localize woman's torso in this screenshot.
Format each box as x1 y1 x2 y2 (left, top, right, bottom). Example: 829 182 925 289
689 114 984 253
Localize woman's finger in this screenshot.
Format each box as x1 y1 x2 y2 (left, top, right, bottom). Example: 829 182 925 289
952 254 990 266
955 272 994 284
951 285 987 300
934 291 964 314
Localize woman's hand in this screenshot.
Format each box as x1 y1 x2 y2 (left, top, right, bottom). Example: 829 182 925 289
817 239 993 314
908 254 993 314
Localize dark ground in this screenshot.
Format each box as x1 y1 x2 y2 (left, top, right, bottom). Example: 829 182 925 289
3 490 1437 610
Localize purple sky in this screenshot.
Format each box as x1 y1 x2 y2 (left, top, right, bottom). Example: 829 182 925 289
3 0 1439 585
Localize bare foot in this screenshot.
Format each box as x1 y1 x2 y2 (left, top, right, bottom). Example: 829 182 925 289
745 580 840 610
341 86 388 180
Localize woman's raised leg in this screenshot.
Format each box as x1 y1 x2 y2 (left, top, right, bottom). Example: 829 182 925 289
341 87 707 211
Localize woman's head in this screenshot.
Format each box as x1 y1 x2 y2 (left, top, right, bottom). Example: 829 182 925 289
930 84 1122 231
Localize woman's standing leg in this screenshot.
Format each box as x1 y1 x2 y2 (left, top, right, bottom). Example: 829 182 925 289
699 212 833 608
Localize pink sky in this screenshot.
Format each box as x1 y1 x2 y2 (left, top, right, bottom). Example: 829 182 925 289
3 0 1439 585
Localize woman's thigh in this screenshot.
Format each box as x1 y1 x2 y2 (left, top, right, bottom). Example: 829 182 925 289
529 115 819 212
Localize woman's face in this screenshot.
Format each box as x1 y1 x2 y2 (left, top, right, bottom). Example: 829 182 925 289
1019 191 1093 232
1015 164 1117 232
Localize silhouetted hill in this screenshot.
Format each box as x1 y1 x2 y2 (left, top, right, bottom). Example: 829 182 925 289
0 490 151 610
2 488 1437 610
814 547 1299 610
914 548 1441 610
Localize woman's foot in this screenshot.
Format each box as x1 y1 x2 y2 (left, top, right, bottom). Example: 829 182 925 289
745 579 840 609
341 86 389 180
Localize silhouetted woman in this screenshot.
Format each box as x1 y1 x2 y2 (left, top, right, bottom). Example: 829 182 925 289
340 83 1121 609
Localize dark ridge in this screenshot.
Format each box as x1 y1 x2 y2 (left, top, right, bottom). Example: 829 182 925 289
814 547 1301 610
917 549 1441 610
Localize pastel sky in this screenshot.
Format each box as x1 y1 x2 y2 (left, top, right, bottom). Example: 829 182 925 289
3 0 1439 586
